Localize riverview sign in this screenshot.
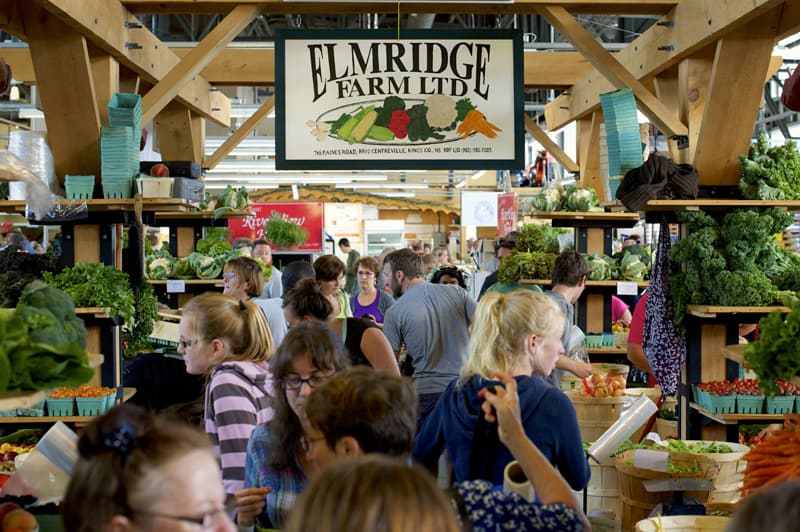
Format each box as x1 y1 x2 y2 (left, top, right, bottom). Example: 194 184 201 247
275 29 524 170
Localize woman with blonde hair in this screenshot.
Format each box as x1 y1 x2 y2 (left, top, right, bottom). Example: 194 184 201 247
63 404 235 532
179 292 274 496
413 289 590 491
222 256 287 346
284 455 460 532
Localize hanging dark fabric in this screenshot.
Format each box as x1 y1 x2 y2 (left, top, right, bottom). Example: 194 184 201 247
643 222 686 396
782 67 800 111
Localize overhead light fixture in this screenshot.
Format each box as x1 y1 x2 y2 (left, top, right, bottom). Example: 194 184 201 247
291 184 299 200
373 191 416 198
454 179 467 188
470 170 487 180
334 183 429 189
203 174 388 184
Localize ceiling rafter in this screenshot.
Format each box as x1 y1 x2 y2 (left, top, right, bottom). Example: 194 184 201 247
141 4 261 125
27 0 231 127
121 0 681 17
544 0 789 131
538 4 686 136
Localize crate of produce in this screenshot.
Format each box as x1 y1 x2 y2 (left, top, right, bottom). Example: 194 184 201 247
692 385 710 410
706 394 735 414
585 334 603 349
16 399 45 417
76 396 109 416
735 394 764 414
765 395 795 414
46 398 75 416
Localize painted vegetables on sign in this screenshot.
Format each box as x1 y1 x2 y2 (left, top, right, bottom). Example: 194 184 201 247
310 94 501 144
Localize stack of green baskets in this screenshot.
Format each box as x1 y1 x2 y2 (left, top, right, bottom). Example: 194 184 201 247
100 93 142 199
65 175 95 199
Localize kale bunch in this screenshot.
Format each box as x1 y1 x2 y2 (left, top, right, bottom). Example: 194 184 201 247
0 246 62 307
739 132 800 200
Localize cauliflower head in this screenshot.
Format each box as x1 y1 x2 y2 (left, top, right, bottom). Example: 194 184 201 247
425 94 457 128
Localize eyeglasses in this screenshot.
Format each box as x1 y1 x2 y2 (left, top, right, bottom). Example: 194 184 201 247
438 266 460 275
357 271 375 277
281 373 333 391
179 338 203 350
300 435 327 453
131 508 230 530
222 271 236 280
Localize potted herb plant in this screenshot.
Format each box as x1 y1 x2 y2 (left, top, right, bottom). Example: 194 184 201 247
263 212 308 250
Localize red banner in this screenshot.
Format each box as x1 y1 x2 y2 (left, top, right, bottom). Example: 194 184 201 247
497 193 517 239
227 202 325 252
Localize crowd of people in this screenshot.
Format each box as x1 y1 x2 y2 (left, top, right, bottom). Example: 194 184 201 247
60 235 788 531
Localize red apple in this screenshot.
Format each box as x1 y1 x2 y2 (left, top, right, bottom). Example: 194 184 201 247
149 163 170 177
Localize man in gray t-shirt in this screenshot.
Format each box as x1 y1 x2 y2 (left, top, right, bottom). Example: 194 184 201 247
382 249 476 425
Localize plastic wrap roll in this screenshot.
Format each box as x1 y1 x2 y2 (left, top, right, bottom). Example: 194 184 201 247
7 130 57 198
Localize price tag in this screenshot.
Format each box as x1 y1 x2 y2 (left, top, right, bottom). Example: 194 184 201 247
616 281 638 296
166 280 186 293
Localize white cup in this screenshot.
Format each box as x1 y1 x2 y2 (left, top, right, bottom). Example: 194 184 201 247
503 460 535 502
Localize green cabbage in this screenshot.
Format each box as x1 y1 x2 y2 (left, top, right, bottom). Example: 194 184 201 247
146 257 173 280
196 255 223 279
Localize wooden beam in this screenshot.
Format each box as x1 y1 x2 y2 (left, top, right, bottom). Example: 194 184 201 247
156 101 204 162
577 112 602 198
204 95 274 169
523 115 578 173
4 46 594 88
677 49 713 164
0 0 26 41
30 0 229 127
122 0 681 16
539 5 687 136
89 49 120 126
141 4 260 125
545 0 787 131
23 6 101 181
693 10 780 186
777 0 800 42
652 65 679 114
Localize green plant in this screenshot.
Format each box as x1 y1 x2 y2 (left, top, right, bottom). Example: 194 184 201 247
123 283 159 357
263 212 308 248
43 262 135 324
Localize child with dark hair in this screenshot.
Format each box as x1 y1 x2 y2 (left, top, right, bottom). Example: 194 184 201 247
236 321 350 530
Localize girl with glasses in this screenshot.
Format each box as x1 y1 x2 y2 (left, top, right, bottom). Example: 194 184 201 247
236 321 350 530
179 293 274 497
350 256 395 327
62 404 236 532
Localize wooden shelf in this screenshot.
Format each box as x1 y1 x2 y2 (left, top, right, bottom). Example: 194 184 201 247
74 307 114 318
0 198 200 214
689 402 788 425
525 210 641 228
519 279 649 288
644 199 800 211
147 279 224 287
720 344 746 366
0 388 137 424
587 348 627 355
687 304 790 318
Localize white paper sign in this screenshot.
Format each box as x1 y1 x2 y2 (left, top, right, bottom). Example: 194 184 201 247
633 449 669 472
166 280 186 293
616 281 639 296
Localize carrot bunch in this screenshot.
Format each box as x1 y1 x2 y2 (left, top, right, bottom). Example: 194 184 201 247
457 109 502 139
741 413 800 496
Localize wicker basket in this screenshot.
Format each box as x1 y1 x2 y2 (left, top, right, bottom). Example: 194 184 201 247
615 450 719 532
568 384 658 444
574 460 622 521
635 515 731 531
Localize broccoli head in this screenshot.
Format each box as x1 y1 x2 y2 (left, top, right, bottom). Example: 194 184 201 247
18 280 76 323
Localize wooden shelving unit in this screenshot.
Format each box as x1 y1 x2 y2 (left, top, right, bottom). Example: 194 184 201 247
525 210 641 228
519 279 649 289
689 402 787 425
0 388 137 425
720 344 746 366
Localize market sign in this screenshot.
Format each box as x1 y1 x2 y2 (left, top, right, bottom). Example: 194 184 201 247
497 193 517 239
227 202 325 252
275 29 524 171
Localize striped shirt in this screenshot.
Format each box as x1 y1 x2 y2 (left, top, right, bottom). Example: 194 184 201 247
205 361 274 495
